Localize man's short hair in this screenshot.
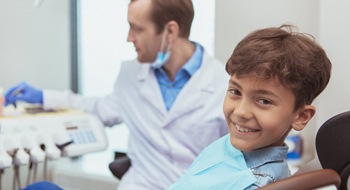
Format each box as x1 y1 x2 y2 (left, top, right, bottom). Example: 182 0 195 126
150 0 194 38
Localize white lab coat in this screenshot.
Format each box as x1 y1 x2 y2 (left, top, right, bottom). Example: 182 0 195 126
43 50 229 190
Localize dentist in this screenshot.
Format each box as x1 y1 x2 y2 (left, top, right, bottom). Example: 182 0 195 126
6 0 229 189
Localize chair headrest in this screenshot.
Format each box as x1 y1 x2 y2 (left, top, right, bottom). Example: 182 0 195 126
316 111 350 190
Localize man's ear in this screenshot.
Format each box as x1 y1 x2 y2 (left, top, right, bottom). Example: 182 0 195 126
292 105 316 131
165 20 179 42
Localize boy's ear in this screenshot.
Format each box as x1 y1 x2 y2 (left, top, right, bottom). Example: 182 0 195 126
292 105 316 131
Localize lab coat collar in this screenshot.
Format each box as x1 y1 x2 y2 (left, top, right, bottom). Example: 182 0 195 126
165 50 216 125
137 61 166 116
136 50 217 124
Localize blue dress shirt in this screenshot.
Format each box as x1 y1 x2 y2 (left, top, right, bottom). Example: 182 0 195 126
152 43 203 110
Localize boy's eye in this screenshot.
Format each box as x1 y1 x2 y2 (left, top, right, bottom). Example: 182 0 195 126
258 99 272 105
229 89 241 96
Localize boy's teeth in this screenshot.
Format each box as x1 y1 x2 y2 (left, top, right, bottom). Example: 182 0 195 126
235 124 254 132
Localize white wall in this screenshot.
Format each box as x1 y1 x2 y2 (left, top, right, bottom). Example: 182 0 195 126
215 0 319 63
318 0 350 124
0 0 70 90
0 2 70 188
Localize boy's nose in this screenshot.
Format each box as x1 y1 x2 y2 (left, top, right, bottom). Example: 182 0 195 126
234 99 253 120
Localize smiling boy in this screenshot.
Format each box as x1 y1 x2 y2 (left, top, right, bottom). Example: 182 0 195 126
167 25 332 189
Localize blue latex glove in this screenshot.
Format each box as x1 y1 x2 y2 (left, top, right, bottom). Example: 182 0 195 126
22 181 63 190
4 82 43 107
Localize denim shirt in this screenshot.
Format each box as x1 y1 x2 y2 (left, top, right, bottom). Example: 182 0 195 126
167 134 290 190
244 142 290 189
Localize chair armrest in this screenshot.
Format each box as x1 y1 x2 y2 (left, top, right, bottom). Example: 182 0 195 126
259 169 341 190
109 156 131 179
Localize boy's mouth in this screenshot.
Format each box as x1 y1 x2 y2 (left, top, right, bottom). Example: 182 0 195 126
234 123 260 133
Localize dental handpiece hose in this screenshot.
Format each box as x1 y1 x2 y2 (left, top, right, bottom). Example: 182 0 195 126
0 169 3 190
13 165 21 190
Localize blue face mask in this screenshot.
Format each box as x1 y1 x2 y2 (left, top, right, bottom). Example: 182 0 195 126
153 51 171 68
152 28 172 69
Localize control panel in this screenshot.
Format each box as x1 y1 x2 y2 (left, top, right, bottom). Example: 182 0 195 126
0 110 108 169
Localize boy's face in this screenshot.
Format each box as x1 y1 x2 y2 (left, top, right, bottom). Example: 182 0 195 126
223 74 314 152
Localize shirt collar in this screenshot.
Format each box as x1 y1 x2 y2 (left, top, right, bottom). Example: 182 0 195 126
151 42 203 77
182 42 203 76
243 144 289 169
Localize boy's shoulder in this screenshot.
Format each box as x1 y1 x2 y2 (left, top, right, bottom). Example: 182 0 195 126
169 134 257 190
244 145 291 187
189 134 244 173
197 134 231 158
